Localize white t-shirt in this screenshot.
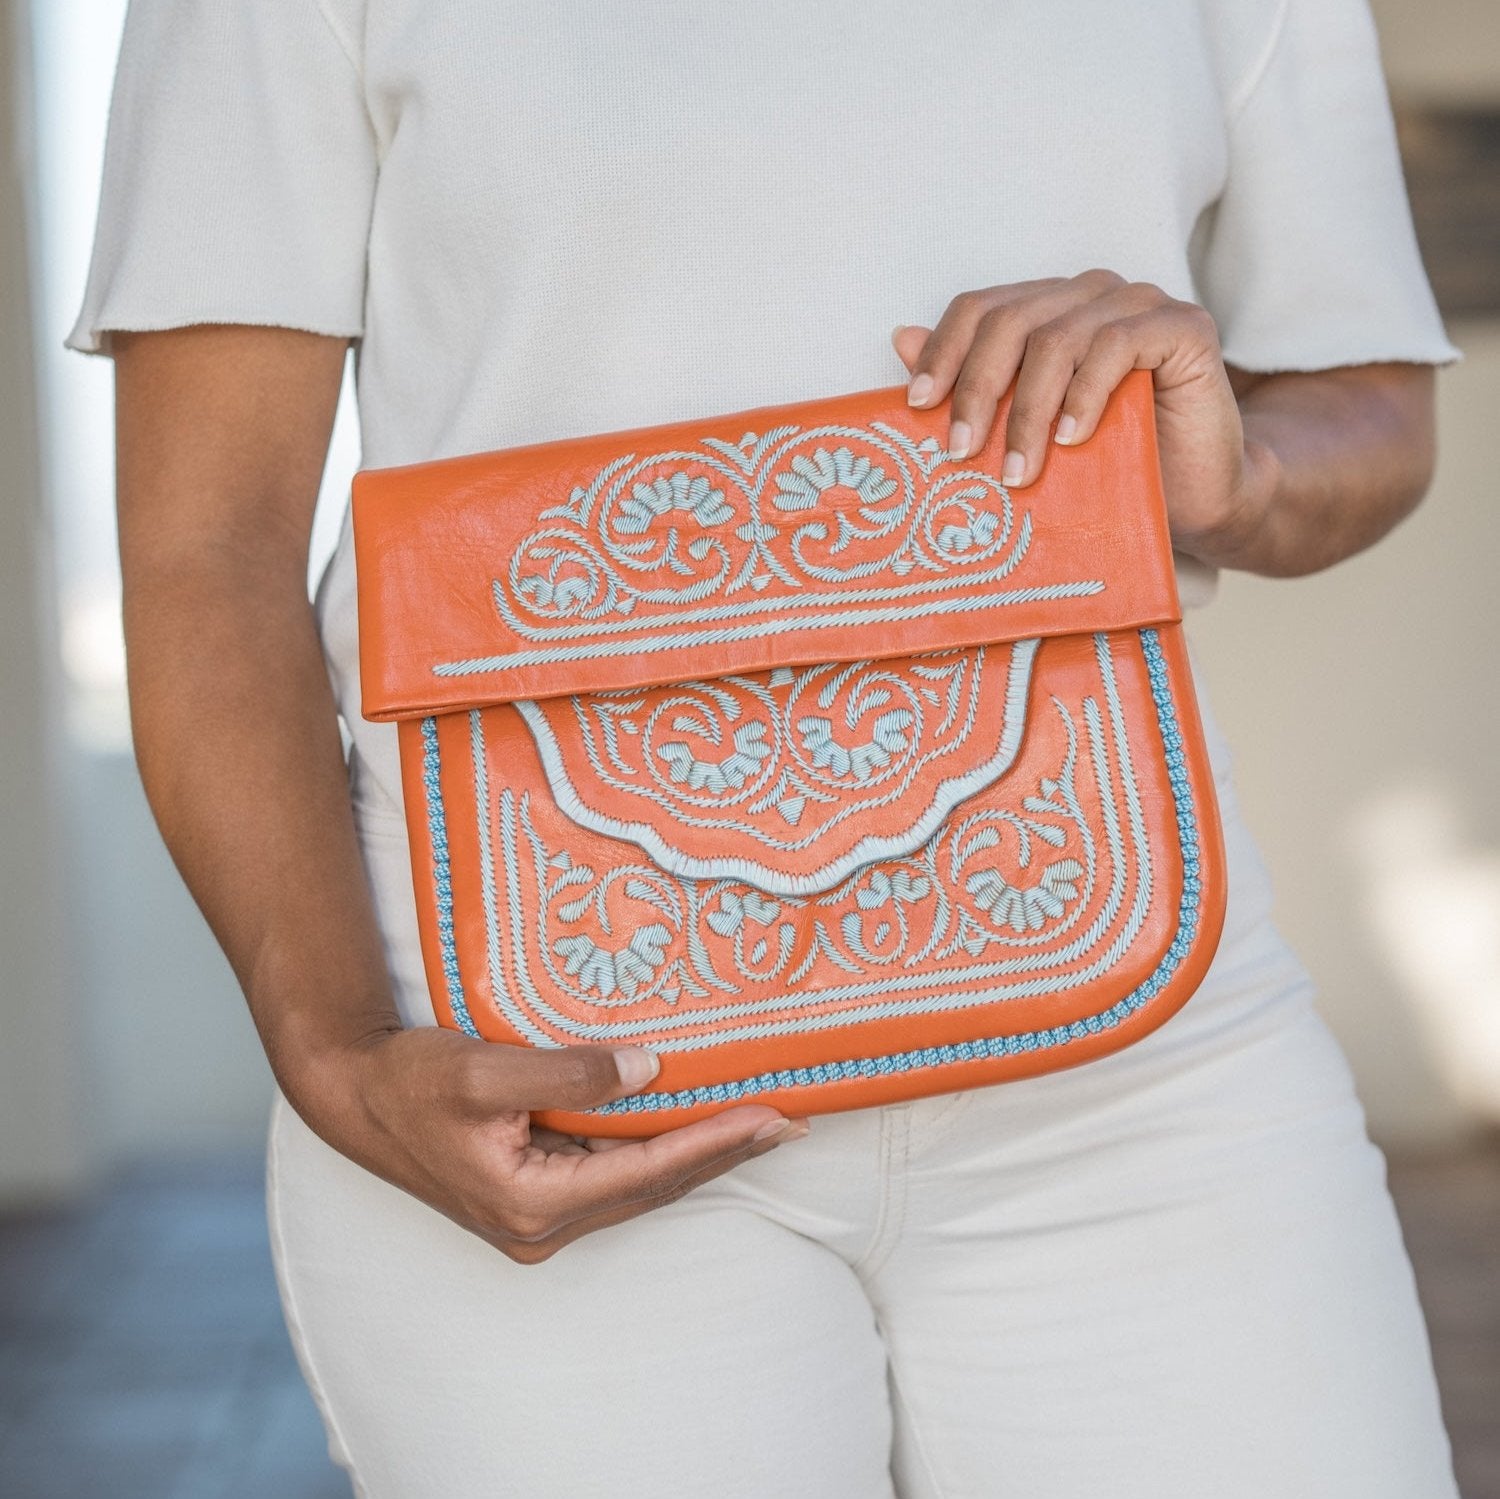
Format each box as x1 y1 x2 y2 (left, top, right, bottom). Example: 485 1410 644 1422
70 0 1459 818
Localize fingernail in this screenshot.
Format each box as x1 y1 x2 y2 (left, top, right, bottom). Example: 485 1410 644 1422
907 373 934 407
752 1117 809 1144
947 421 972 461
613 1048 660 1091
1054 413 1078 445
1001 450 1026 485
891 324 908 344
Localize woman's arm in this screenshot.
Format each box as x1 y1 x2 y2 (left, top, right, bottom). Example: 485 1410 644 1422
1215 362 1435 577
113 326 804 1263
892 270 1438 578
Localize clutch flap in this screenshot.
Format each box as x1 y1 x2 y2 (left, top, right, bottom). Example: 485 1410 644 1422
354 370 1179 721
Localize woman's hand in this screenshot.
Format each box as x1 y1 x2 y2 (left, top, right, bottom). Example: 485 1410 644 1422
287 1028 806 1265
113 324 806 1269
893 269 1263 562
892 269 1439 577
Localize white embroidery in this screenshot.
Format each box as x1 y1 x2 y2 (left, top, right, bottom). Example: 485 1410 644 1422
432 419 1108 677
513 641 1039 897
471 634 1157 1049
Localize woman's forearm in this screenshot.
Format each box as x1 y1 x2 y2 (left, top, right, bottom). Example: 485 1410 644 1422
123 555 403 1099
113 326 401 1115
111 326 800 1263
1192 363 1438 579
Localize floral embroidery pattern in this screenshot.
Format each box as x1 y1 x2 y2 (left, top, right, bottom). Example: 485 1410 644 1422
516 694 1103 1015
798 700 913 781
657 719 772 793
616 472 734 535
515 643 1037 894
772 445 899 511
491 422 1034 640
420 630 1193 1091
968 858 1086 933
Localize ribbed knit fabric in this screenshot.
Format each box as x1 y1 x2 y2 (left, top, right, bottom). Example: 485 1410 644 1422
70 0 1459 824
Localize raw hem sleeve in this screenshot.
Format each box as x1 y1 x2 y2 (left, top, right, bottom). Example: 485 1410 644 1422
67 315 367 360
1193 0 1461 376
66 0 377 359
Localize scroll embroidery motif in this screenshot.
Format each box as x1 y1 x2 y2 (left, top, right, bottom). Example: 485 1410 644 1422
432 421 1106 677
596 629 1205 1117
459 633 1158 1054
514 641 1039 896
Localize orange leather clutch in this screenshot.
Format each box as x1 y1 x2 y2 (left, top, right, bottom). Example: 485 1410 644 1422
353 370 1226 1136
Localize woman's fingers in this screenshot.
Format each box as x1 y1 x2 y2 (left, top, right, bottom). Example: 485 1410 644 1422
328 1026 809 1265
479 1105 807 1256
946 299 1043 462
891 323 931 374
1047 316 1164 455
903 277 1074 413
891 272 1224 480
446 1037 805 1252
949 276 1138 459
1056 300 1227 451
999 282 1171 483
485 1123 803 1262
899 272 1120 455
901 291 998 411
530 1105 801 1224
529 1126 592 1156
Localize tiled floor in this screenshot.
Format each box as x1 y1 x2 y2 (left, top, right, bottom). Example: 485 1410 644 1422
0 1142 1496 1499
1388 1144 1500 1499
0 1155 349 1499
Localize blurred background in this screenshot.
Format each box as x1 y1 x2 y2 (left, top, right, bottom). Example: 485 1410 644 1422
2 0 1497 1495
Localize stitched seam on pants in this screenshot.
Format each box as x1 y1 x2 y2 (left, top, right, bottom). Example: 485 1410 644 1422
265 1097 374 1499
888 1361 948 1499
907 1089 973 1154
854 1106 911 1279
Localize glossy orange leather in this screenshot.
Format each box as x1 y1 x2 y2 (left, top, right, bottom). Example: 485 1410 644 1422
354 370 1226 1135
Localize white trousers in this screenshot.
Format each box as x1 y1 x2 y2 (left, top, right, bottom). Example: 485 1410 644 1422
266 677 1460 1499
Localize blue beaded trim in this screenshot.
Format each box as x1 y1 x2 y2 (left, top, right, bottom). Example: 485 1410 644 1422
419 716 480 1038
421 628 1202 1103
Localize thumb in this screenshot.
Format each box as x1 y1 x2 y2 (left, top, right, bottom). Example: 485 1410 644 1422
472 1041 661 1114
891 323 932 374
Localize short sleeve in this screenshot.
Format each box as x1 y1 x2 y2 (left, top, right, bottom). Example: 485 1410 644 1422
1194 0 1461 373
67 0 377 355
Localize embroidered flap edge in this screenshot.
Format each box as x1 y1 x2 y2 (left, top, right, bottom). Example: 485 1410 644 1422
354 374 1179 721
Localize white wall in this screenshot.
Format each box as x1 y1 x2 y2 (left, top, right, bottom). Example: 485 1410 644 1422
60 755 280 1160
1370 0 1500 102
0 0 89 1200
